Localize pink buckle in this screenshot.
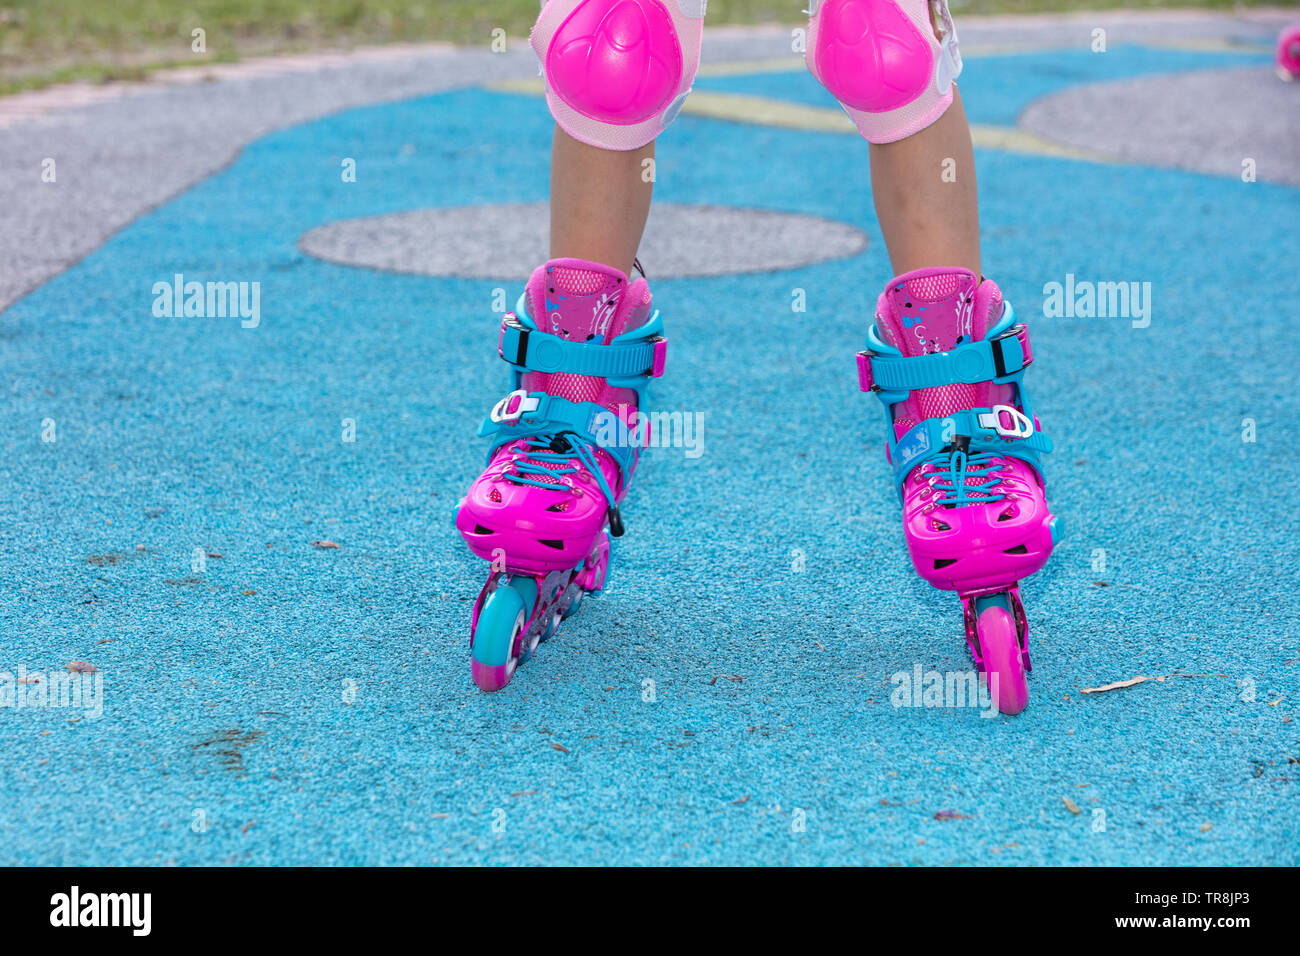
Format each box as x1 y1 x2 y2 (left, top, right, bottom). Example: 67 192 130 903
496 313 515 359
1016 324 1033 365
856 351 875 392
650 337 668 378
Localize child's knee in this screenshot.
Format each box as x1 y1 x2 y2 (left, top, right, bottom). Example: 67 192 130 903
531 0 706 152
804 0 963 144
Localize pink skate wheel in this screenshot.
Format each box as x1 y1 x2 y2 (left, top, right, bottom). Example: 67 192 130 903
471 657 514 692
1278 23 1300 80
977 605 1029 715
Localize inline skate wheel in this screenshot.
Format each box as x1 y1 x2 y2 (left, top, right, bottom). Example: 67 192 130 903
975 602 1029 715
536 603 563 646
561 588 583 620
471 582 528 691
1279 24 1300 79
579 532 611 594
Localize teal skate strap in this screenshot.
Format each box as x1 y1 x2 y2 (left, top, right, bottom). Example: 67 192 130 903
477 391 640 481
499 314 667 379
891 407 1053 490
859 324 1033 394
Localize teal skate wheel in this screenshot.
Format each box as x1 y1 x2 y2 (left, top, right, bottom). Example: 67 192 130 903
535 606 563 647
561 589 583 620
471 581 528 692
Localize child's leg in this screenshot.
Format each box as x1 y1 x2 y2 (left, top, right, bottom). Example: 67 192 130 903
536 0 704 274
806 0 975 274
550 129 654 279
868 87 979 276
457 2 702 689
807 0 1059 714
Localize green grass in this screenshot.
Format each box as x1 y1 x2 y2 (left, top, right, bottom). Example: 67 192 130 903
0 0 1273 95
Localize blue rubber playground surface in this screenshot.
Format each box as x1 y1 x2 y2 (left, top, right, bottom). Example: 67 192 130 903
2 39 1298 865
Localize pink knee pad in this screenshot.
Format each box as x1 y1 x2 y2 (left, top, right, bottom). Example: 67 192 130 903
806 0 962 144
531 0 706 152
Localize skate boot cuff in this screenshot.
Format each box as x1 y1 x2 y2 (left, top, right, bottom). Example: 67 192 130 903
858 319 1032 393
859 299 1053 495
499 312 667 379
476 293 668 488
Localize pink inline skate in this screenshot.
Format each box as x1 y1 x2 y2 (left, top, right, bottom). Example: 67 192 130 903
455 258 666 690
858 268 1062 714
1278 22 1300 81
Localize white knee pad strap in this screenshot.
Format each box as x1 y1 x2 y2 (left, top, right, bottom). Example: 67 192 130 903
531 0 706 152
806 0 962 144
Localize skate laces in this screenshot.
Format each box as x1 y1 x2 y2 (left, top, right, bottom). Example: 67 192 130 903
506 433 619 512
925 448 1006 508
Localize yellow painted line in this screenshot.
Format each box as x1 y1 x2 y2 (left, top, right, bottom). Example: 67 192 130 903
485 78 1111 162
689 44 1092 77
490 40 1269 87
687 90 1109 161
687 40 1273 68
685 89 852 133
487 77 548 96
970 124 1110 162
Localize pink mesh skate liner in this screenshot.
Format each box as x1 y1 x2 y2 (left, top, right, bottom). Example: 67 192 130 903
528 459 570 485
523 259 624 405
520 258 654 417
907 271 963 300
875 268 1006 498
491 440 567 487
551 265 608 296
